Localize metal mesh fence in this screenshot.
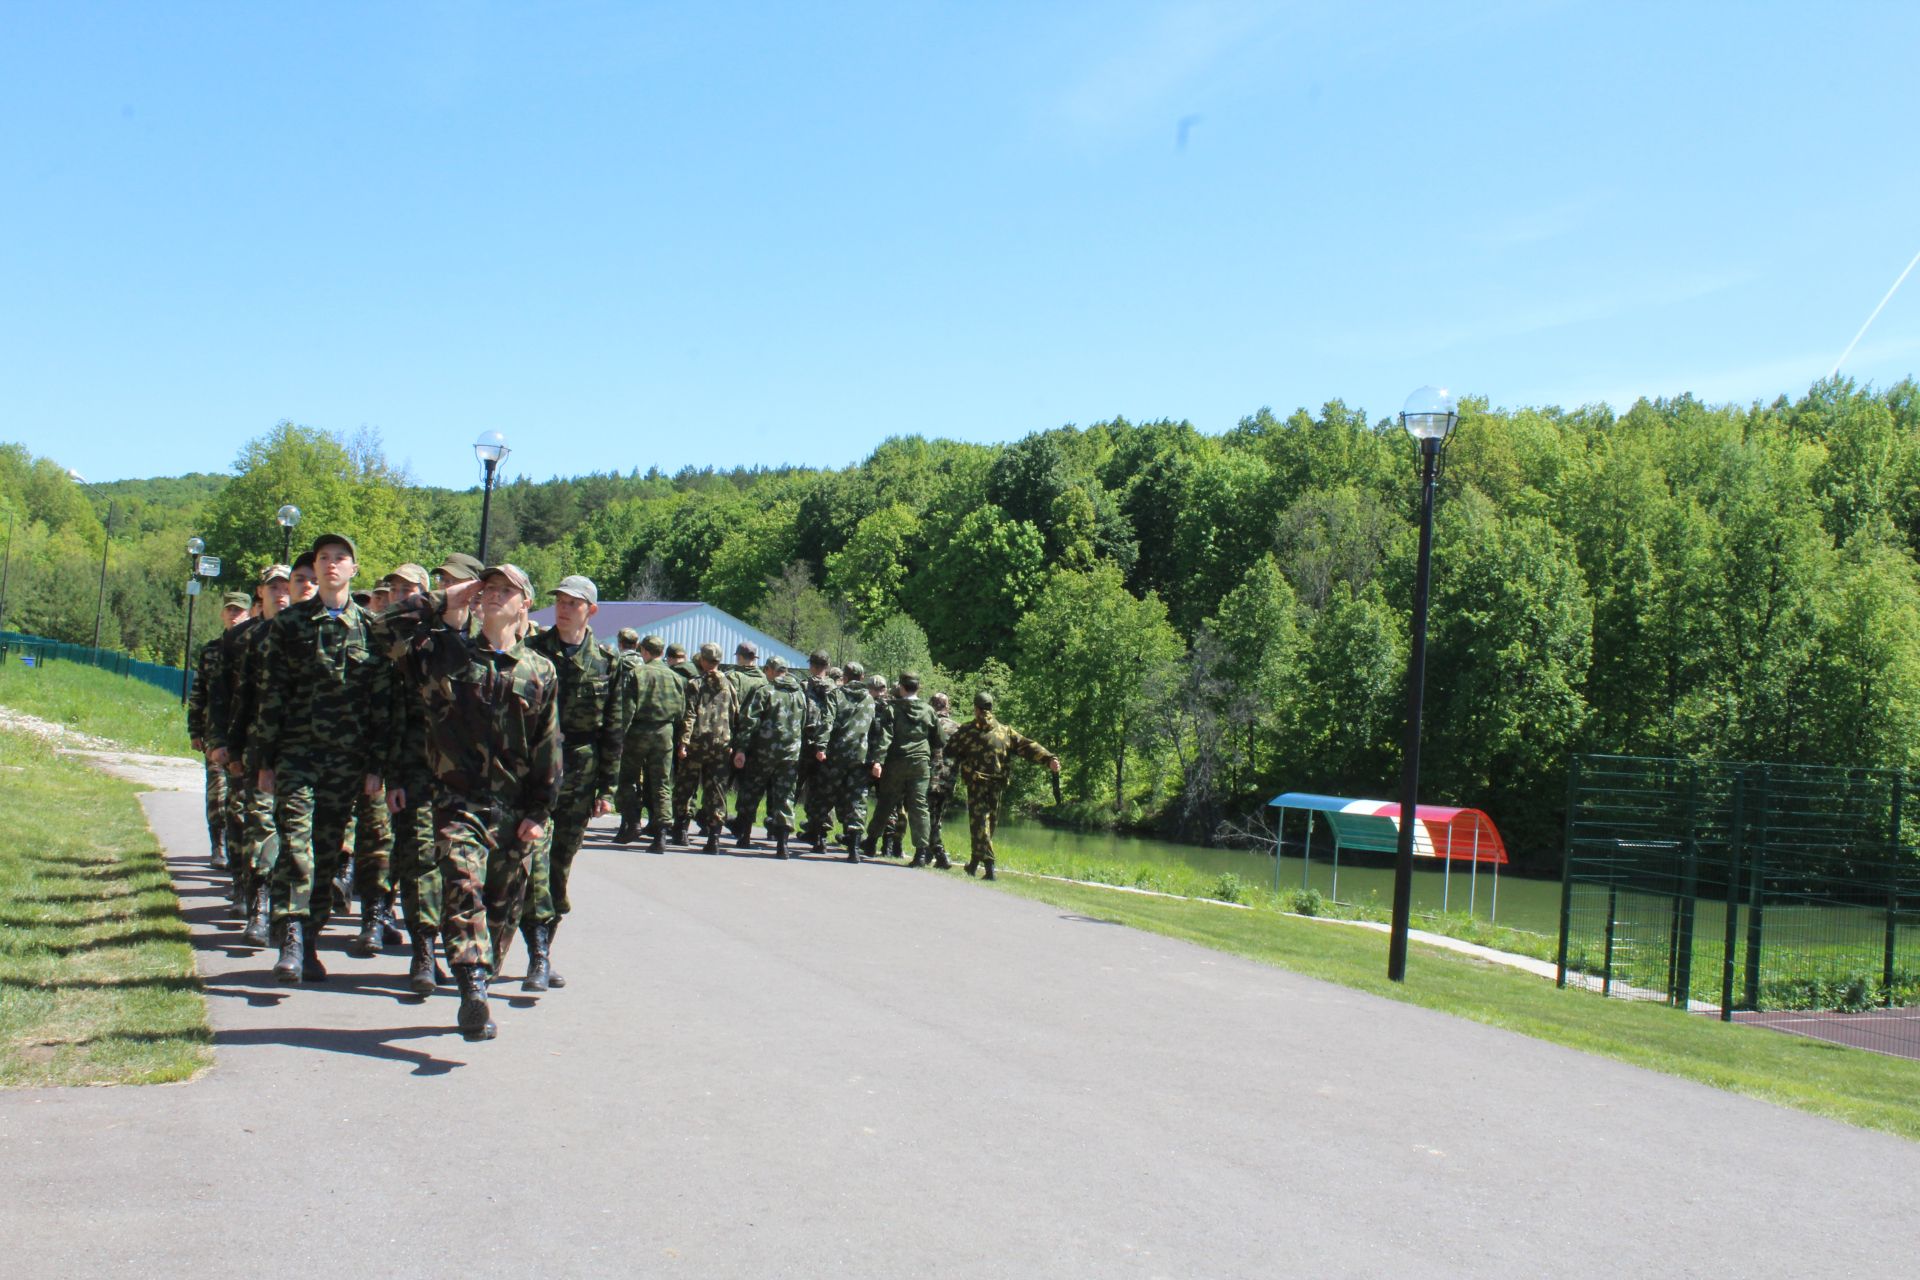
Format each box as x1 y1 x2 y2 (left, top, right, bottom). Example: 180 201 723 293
0 629 187 699
1555 755 1920 1060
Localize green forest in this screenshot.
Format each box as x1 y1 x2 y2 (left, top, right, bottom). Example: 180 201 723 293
7 377 1920 870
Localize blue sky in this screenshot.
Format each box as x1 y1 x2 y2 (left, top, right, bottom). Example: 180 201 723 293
5 2 1919 489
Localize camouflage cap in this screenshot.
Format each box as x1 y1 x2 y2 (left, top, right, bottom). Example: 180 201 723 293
826 666 843 681
351 590 373 606
866 674 888 692
666 643 687 660
735 640 758 660
551 574 598 604
974 690 995 711
310 532 357 560
641 634 665 655
383 562 430 589
697 641 724 663
434 552 485 583
482 563 534 600
221 591 252 611
291 551 317 574
617 627 641 647
764 654 789 673
259 563 292 583
842 660 864 681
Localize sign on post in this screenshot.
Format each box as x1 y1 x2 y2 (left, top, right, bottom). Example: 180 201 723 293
185 579 202 596
194 555 221 577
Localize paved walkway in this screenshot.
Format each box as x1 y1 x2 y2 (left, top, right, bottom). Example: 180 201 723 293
3 789 1918 1277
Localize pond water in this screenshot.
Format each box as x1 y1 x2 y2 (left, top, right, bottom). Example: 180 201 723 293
995 820 1565 936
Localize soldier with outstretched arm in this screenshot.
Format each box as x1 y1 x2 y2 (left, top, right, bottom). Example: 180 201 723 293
944 691 1060 880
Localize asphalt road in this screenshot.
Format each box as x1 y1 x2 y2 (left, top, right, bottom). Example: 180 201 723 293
3 789 1917 1278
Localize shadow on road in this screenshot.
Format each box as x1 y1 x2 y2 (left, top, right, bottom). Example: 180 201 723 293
213 1024 466 1076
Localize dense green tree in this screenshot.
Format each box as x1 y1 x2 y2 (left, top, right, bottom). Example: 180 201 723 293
825 501 921 630
909 504 1045 671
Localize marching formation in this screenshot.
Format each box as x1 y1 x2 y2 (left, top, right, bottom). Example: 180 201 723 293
187 535 1060 1042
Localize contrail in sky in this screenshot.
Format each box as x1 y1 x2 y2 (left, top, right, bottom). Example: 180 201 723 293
1831 245 1920 379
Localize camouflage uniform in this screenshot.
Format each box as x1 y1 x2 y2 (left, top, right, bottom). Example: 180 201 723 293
379 633 442 941
186 633 229 863
371 591 562 972
925 709 961 864
731 669 817 844
865 691 946 857
350 786 393 911
797 670 836 841
677 666 738 844
222 613 278 940
249 596 392 936
945 712 1057 873
525 624 630 925
822 681 879 849
666 657 701 829
619 654 686 840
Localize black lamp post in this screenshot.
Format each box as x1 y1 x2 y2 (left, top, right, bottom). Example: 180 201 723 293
1387 385 1459 983
474 431 511 563
180 537 204 704
277 504 301 563
69 470 112 657
0 504 14 634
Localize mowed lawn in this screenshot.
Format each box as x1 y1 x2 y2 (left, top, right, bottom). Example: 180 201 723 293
0 660 196 758
992 873 1920 1143
0 727 211 1085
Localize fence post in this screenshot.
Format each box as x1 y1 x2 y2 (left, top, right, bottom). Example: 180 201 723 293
1669 764 1700 1010
1556 756 1581 989
1743 766 1770 1009
1721 765 1746 1021
1885 771 1905 1008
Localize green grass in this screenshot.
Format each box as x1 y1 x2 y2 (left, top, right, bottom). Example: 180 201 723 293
0 660 195 757
991 872 1920 1142
0 728 212 1085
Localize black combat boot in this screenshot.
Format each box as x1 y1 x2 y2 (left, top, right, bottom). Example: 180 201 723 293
932 847 953 871
546 920 566 988
775 831 790 859
670 824 687 846
301 922 328 981
521 922 551 992
703 830 720 854
454 964 496 1041
380 893 405 946
242 882 272 947
846 829 862 863
859 832 877 859
330 858 353 916
407 929 437 997
908 847 929 867
811 829 826 854
736 826 754 850
965 857 980 877
612 817 636 844
649 829 666 854
350 902 380 957
210 838 228 871
274 918 303 983
981 858 996 881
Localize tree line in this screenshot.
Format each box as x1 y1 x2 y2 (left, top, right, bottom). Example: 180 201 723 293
9 377 1920 870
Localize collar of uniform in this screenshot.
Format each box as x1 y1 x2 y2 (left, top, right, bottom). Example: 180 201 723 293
534 624 596 665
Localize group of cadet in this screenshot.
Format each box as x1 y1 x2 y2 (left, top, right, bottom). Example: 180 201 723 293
188 535 1060 1045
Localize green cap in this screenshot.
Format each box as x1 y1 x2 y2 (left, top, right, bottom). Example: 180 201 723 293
310 532 357 560
221 592 252 611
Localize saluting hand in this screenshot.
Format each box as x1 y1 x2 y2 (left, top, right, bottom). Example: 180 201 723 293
518 818 545 844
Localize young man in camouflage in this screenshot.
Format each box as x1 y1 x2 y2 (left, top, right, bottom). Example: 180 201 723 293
944 691 1060 879
731 653 817 858
223 562 301 946
250 534 393 984
863 671 946 863
795 650 836 850
917 691 961 870
376 562 445 995
522 575 631 991
372 564 560 1041
618 632 686 852
814 662 879 861
187 592 251 871
677 642 738 854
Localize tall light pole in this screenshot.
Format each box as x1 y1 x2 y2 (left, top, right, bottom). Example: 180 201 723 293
69 470 112 657
181 537 205 704
474 431 511 563
0 504 14 634
277 504 302 563
1387 385 1459 983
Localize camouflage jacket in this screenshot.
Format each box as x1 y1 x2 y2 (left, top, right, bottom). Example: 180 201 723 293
724 664 768 732
220 617 270 761
930 715 960 791
248 596 393 778
681 668 738 752
944 714 1055 781
186 634 225 743
371 591 563 823
628 655 688 726
867 695 945 767
527 625 630 798
669 660 699 684
823 684 878 765
731 672 817 765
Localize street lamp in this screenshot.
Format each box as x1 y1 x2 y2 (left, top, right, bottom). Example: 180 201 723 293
69 470 112 657
473 431 511 562
277 504 302 562
1387 385 1459 983
181 537 206 704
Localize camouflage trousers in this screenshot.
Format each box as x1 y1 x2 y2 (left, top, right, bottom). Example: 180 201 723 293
389 792 441 933
528 778 597 924
675 742 733 831
203 759 228 856
798 755 833 837
960 774 1007 862
351 787 392 903
240 773 279 882
825 759 873 841
270 762 363 927
928 784 953 854
869 757 931 853
736 757 801 836
617 721 676 830
434 796 537 970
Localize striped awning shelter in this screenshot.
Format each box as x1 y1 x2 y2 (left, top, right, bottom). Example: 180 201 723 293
1266 792 1509 917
